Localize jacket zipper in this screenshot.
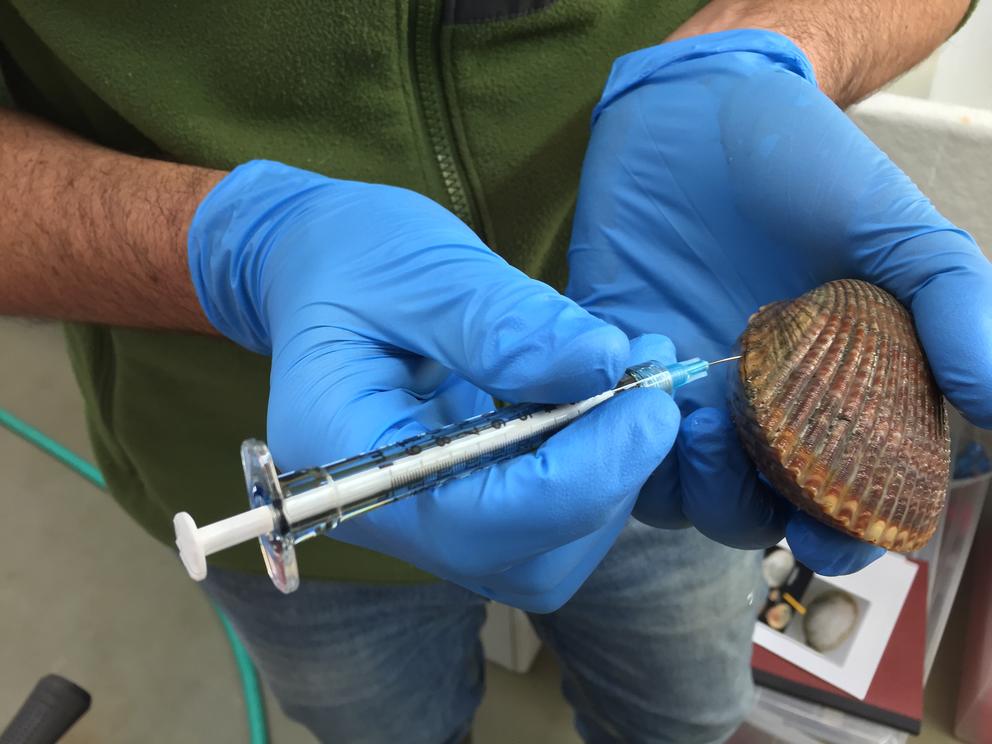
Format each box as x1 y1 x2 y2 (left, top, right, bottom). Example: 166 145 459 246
409 0 480 232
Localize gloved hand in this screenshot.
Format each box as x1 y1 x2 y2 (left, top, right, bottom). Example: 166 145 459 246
567 30 992 575
188 160 680 611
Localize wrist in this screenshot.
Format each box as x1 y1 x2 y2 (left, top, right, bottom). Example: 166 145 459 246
151 163 226 333
187 160 329 353
595 29 815 126
664 1 836 98
664 0 972 108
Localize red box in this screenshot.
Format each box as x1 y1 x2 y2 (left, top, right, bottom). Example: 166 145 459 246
955 503 992 743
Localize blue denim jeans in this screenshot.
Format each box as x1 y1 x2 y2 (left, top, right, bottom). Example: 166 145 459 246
202 520 762 744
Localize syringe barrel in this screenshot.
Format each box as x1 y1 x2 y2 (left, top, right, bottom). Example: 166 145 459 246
275 398 593 528
264 358 688 532
176 357 710 589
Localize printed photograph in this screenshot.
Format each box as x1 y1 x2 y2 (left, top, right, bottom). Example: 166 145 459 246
758 546 870 666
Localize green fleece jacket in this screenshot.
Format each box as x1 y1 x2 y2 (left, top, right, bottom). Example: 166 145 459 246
2 0 712 581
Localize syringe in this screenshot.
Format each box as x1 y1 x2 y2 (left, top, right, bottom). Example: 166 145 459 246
174 356 739 593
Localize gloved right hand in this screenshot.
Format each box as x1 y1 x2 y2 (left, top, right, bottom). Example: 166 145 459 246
187 160 680 612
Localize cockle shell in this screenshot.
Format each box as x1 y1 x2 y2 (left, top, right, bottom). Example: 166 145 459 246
732 279 950 552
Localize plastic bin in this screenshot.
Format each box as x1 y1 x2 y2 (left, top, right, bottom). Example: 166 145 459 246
953 497 992 743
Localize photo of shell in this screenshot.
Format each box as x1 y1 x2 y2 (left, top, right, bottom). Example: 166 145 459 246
804 590 860 653
733 279 951 552
758 548 870 666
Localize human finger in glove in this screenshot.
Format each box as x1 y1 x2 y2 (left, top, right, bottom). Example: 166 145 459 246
188 160 680 612
567 29 992 575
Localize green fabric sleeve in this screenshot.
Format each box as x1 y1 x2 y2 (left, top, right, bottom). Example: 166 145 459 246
959 0 980 31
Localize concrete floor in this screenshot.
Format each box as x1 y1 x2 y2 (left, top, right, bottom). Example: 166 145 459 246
0 318 975 743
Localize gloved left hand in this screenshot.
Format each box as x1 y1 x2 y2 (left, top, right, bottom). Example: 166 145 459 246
567 30 992 574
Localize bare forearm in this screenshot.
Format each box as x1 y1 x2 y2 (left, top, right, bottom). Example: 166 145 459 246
1 107 224 330
669 0 971 107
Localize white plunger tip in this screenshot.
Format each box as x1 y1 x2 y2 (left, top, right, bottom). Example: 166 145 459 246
174 512 207 581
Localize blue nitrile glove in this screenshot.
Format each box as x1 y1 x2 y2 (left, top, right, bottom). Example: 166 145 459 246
188 160 680 611
567 30 992 575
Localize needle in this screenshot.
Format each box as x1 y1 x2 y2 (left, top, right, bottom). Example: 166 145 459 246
708 355 742 366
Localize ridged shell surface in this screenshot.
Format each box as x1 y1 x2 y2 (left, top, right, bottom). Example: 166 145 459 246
732 279 950 552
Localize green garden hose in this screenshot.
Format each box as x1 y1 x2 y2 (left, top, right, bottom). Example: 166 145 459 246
0 408 270 744
0 409 105 489
214 604 269 744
